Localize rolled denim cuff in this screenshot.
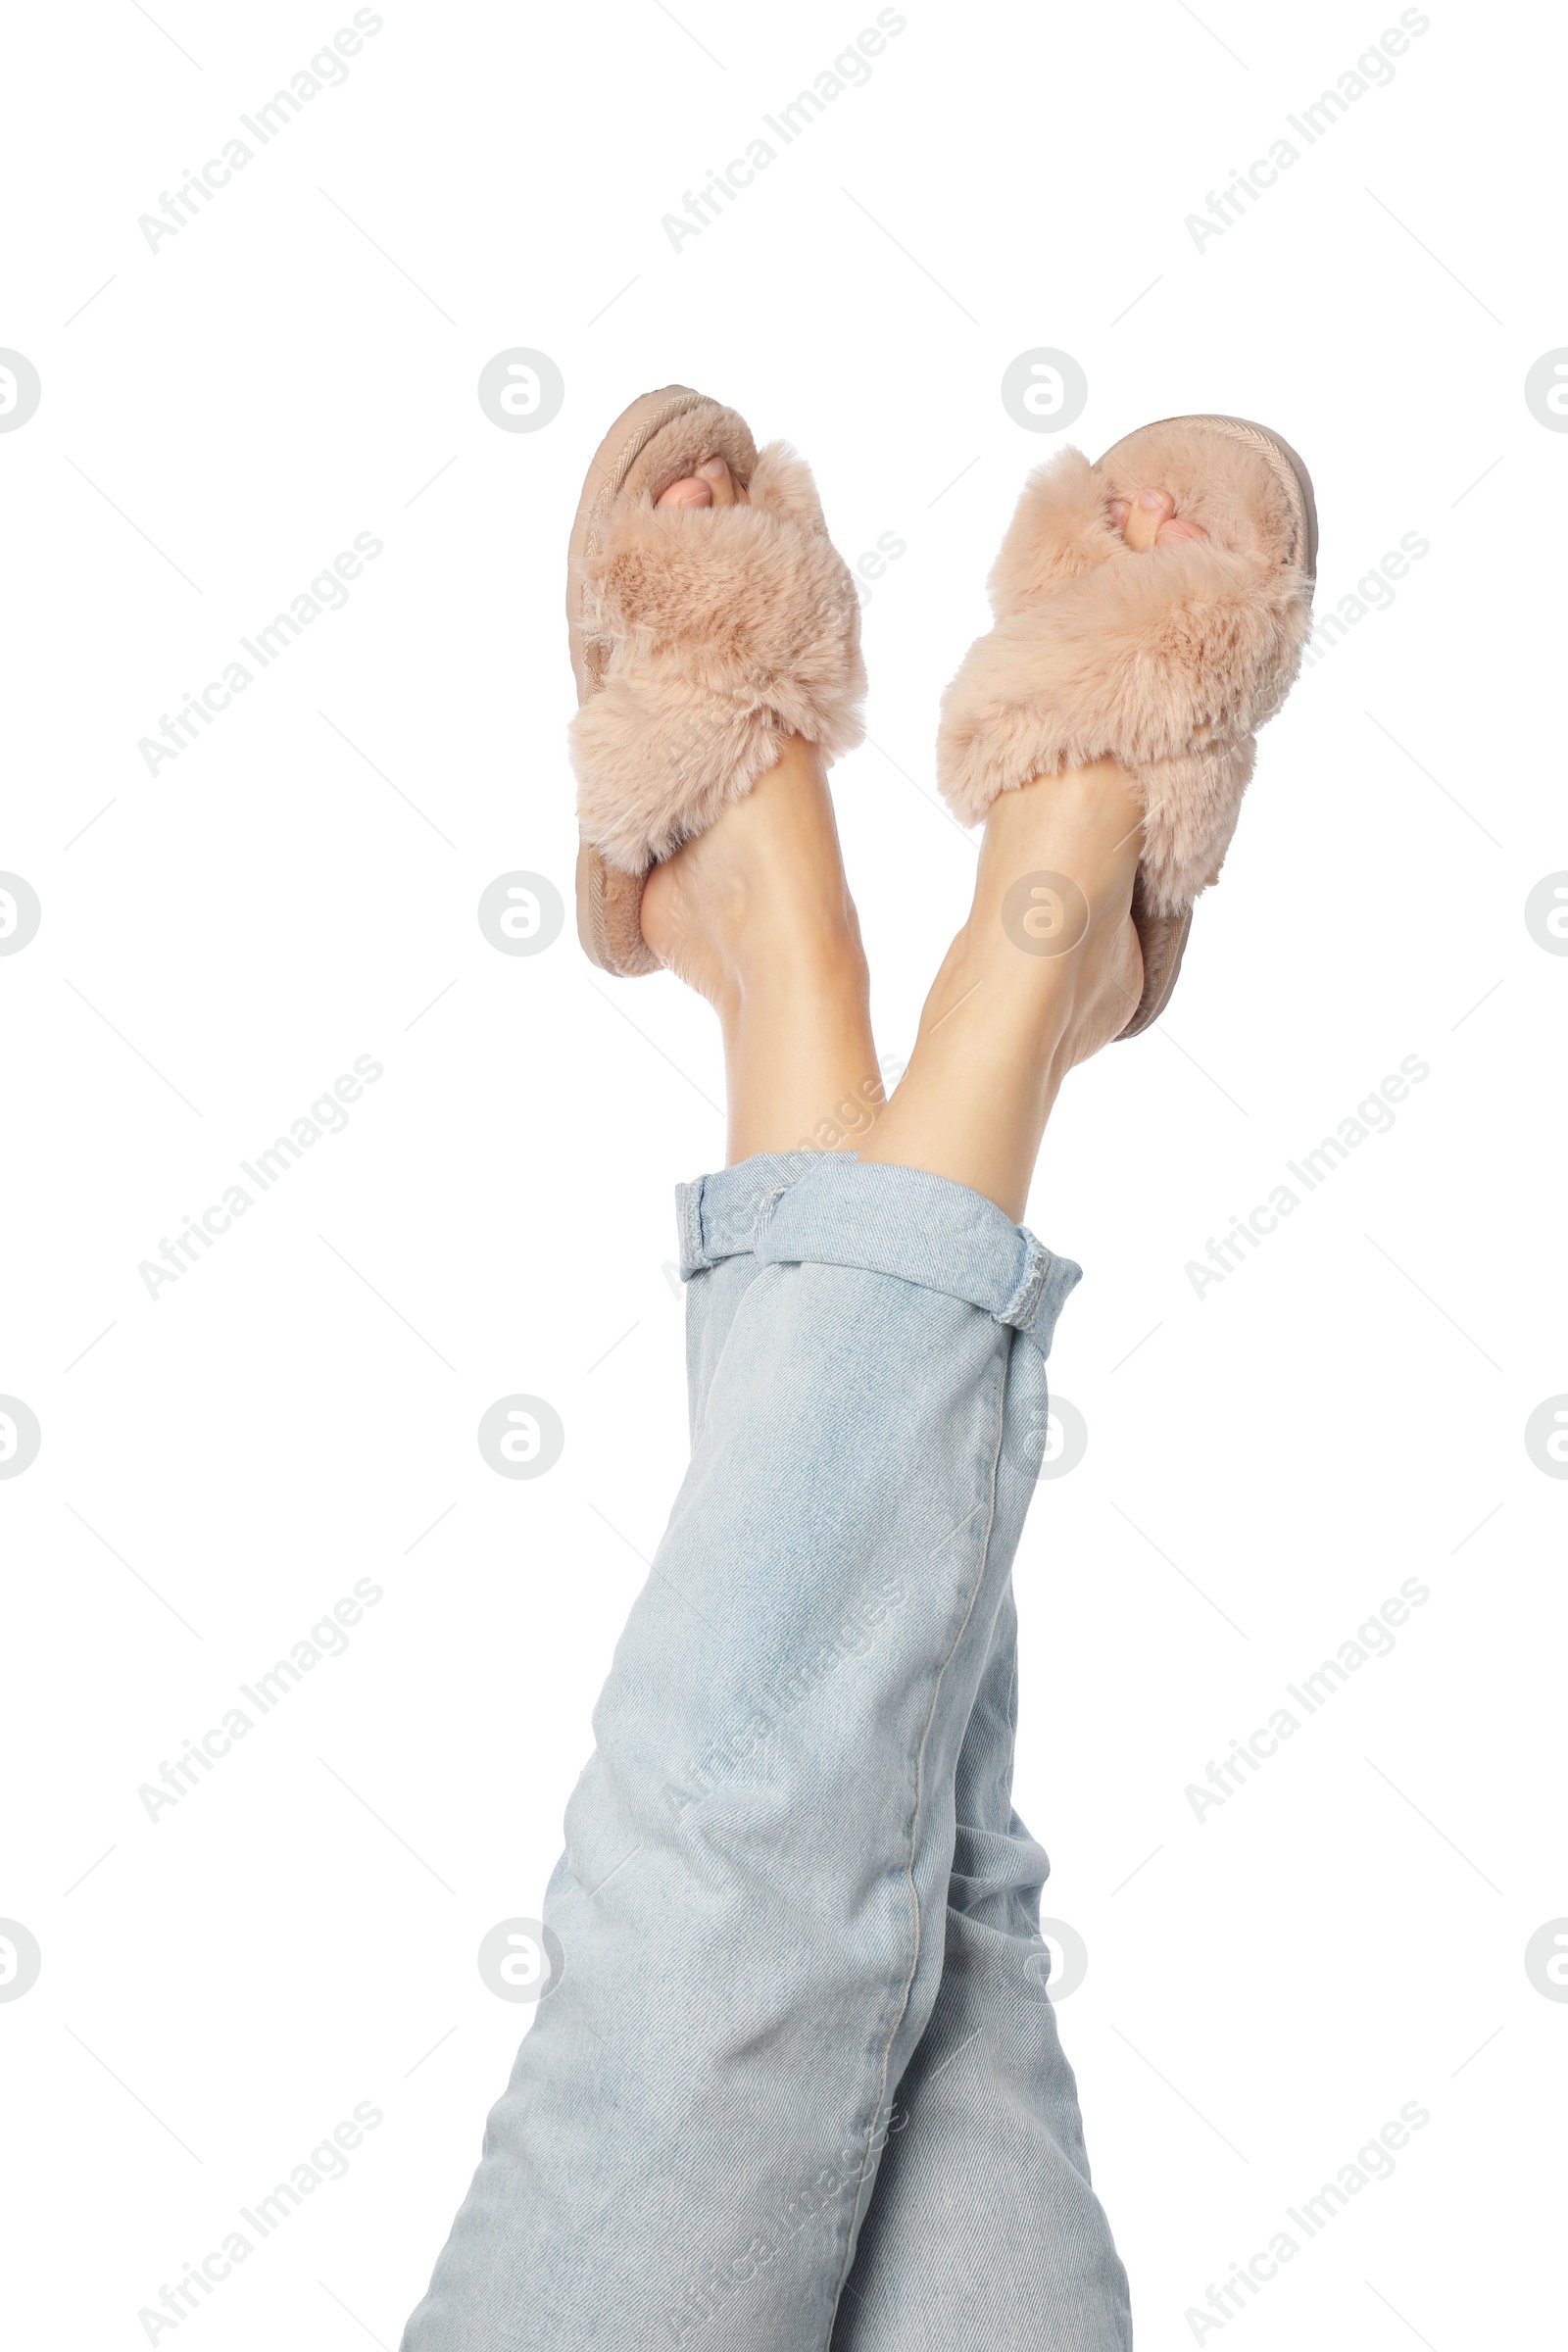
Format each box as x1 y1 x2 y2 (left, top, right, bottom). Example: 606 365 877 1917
676 1152 819 1278
677 1153 1081 1360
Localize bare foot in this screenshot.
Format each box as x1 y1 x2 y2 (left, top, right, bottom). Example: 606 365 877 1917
638 453 882 1164
641 737 879 1167
858 760 1147 1218
635 454 1187 1207
974 762 1146 1070
640 740 862 1010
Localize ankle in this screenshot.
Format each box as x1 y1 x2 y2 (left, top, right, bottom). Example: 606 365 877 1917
926 909 1086 1059
715 912 869 1042
643 737 868 1008
978 759 1145 913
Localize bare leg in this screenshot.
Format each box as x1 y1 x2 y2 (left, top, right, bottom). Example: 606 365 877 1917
639 457 880 1166
641 465 1208 1208
641 738 879 1165
857 759 1145 1219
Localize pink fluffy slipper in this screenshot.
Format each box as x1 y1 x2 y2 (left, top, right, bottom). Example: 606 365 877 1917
937 414 1317 1036
567 385 866 976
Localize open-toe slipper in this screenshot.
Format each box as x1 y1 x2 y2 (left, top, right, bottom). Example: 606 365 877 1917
566 384 866 976
936 414 1317 1036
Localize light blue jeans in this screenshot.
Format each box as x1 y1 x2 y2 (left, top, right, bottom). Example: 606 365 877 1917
402 1153 1132 2350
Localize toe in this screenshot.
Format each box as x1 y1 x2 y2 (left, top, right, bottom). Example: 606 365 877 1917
656 474 713 512
697 456 746 508
1155 514 1209 547
1122 487 1174 554
654 457 749 513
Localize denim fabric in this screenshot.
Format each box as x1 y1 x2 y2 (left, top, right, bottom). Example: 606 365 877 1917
401 1154 1130 2352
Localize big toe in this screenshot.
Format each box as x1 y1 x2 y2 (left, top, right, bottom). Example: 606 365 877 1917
1122 487 1175 553
1110 485 1209 552
656 474 712 511
655 456 747 513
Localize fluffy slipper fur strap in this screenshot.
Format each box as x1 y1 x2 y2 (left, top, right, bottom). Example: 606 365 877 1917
937 423 1314 917
570 443 866 876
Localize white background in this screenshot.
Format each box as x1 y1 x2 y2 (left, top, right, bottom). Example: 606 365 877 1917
3 1 1565 2345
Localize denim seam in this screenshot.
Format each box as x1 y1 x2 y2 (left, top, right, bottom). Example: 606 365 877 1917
679 1179 710 1278
820 1330 1016 2343
1000 1239 1050 1336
